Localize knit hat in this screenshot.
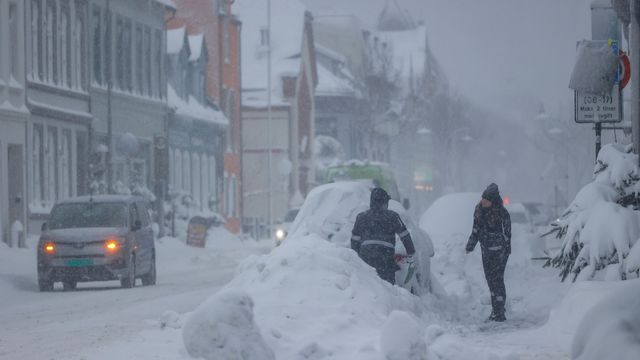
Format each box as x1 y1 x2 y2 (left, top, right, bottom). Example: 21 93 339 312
481 183 500 203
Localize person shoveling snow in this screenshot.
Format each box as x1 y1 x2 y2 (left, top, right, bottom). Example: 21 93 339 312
351 188 416 285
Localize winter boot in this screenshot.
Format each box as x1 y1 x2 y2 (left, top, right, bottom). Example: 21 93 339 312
493 312 506 322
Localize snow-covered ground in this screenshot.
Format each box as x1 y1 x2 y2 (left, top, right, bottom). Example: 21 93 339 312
0 228 272 360
1 192 637 360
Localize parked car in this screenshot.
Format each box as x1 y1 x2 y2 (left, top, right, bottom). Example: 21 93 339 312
274 208 300 245
37 195 156 291
288 181 435 295
506 202 546 258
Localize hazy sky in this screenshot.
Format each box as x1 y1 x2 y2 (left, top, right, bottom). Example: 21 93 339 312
304 0 593 121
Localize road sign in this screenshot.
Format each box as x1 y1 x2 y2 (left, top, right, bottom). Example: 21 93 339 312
574 39 622 124
575 85 622 123
620 51 631 90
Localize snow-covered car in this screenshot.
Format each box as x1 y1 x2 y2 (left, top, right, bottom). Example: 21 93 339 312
287 181 435 294
37 195 156 291
506 202 546 259
274 208 300 245
505 203 535 233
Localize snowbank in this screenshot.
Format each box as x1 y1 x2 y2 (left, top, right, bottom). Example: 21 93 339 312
571 279 640 360
182 290 274 360
186 233 436 359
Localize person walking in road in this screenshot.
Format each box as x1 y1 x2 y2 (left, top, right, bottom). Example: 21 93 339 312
465 183 511 322
351 188 416 285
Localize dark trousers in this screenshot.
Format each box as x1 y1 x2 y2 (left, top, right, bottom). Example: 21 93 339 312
481 248 508 316
359 245 398 285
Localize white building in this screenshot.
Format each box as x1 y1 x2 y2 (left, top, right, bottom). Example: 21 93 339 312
0 0 28 245
236 0 318 223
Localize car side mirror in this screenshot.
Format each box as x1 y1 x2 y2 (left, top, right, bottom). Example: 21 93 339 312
132 220 142 231
402 198 410 210
41 222 48 233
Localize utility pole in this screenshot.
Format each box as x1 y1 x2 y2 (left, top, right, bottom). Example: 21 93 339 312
267 0 273 237
106 0 114 194
631 0 640 165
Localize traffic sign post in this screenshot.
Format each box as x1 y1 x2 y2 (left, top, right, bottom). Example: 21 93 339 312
573 39 625 160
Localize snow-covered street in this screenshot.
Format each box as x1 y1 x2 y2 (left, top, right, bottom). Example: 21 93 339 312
0 236 272 360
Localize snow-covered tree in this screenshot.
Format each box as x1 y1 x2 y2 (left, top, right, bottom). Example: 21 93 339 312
545 144 640 281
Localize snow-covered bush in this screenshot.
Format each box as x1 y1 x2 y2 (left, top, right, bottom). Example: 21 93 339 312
182 290 275 360
546 144 640 281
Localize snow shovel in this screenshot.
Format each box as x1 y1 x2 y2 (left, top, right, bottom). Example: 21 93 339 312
403 261 416 285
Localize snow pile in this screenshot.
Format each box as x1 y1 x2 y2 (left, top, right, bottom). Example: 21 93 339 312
182 290 274 360
380 311 429 360
547 144 640 281
186 233 435 359
571 279 640 360
289 181 434 292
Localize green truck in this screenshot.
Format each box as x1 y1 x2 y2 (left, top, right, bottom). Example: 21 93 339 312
324 162 403 204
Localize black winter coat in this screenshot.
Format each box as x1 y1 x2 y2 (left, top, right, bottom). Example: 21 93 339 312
465 203 511 254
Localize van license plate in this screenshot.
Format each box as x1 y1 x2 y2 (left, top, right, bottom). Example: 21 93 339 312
66 259 93 267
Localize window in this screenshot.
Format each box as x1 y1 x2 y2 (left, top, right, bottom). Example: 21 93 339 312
174 148 183 191
144 27 151 96
182 151 191 193
154 30 162 98
75 0 87 90
32 124 44 204
115 17 124 89
61 2 71 87
60 129 73 199
260 27 269 47
223 17 230 64
31 0 42 80
45 126 58 202
136 25 143 93
46 1 58 83
92 5 102 84
192 153 201 207
208 156 216 206
9 3 19 80
123 20 132 91
201 155 209 209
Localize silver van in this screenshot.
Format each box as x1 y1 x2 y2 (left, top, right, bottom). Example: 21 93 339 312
37 195 156 291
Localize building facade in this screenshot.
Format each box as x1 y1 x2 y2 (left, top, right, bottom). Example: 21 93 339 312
237 0 317 224
0 0 28 245
169 0 243 233
24 0 93 233
88 0 170 199
166 26 228 213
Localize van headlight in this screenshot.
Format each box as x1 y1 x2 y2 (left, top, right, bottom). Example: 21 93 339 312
275 229 286 241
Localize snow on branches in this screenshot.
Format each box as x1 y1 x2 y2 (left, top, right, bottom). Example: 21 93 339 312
546 144 640 282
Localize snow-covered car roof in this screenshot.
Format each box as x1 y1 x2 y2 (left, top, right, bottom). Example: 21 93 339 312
289 181 434 257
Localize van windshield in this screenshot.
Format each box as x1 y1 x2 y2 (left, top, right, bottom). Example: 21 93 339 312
48 202 127 230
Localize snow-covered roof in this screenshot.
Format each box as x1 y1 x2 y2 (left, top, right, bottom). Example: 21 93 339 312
316 62 357 97
167 27 186 55
235 0 307 105
154 0 176 9
167 85 229 126
188 34 205 61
